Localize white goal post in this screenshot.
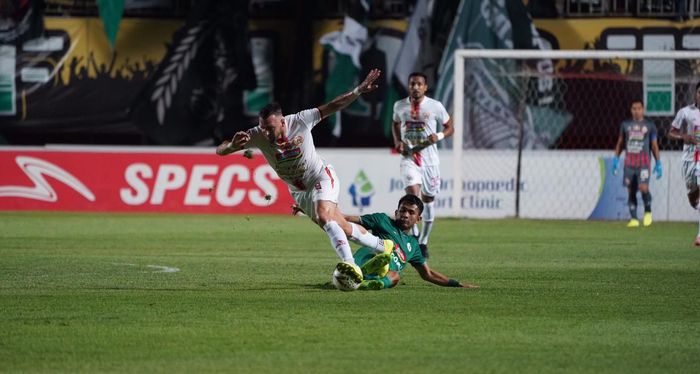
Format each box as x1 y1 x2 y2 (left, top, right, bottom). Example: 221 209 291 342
450 49 700 220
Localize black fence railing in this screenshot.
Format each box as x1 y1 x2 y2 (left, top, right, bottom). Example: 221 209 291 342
43 0 411 19
560 0 697 19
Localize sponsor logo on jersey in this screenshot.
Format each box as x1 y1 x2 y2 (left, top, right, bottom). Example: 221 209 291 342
276 147 302 162
405 121 425 132
391 247 407 269
275 135 304 162
395 247 406 263
628 130 645 140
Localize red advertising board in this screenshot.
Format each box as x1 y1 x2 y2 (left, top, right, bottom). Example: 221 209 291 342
0 147 295 214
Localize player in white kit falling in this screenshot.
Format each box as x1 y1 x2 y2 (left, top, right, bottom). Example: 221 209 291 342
668 82 700 246
216 69 393 283
392 72 453 259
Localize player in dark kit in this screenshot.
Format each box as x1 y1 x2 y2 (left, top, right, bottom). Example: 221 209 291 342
612 100 662 227
346 194 478 290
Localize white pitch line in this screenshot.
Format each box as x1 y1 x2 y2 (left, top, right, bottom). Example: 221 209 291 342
110 262 180 273
146 265 180 273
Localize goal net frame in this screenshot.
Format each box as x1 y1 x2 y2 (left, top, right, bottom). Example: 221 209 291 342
451 49 700 218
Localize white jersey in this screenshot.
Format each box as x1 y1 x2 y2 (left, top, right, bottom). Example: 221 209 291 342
671 103 700 162
245 109 327 191
393 96 450 166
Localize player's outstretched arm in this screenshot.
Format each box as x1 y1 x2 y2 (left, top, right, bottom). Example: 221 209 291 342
613 133 624 157
651 138 662 179
391 120 408 155
317 68 381 120
343 214 362 225
412 263 478 289
669 127 698 145
612 133 624 175
216 131 250 156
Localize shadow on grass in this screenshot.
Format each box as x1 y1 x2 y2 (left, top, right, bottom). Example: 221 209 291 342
84 283 340 291
303 282 336 290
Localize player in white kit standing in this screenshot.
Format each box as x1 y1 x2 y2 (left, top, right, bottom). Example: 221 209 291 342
669 82 700 246
391 72 453 259
216 69 393 283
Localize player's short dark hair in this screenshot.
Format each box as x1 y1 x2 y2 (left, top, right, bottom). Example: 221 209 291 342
399 194 424 214
259 102 282 119
631 99 644 107
408 72 428 84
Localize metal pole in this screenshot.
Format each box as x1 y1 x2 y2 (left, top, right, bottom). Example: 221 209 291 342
515 101 524 219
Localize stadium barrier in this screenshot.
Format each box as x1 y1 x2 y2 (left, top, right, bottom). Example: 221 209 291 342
0 146 692 221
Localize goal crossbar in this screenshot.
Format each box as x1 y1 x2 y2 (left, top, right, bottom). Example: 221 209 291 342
454 49 700 60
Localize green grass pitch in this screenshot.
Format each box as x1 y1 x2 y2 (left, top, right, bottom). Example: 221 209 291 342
1 212 699 373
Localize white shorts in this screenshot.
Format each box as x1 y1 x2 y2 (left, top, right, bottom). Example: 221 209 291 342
400 159 441 198
681 159 699 192
290 164 340 224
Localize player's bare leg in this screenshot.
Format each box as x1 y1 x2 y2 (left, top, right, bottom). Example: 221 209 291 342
316 200 356 265
404 184 421 238
331 208 393 255
293 202 390 258
639 183 652 227
688 188 699 209
689 188 700 246
626 180 640 228
316 201 363 283
418 193 435 258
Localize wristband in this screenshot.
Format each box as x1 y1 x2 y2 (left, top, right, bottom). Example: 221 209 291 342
352 87 361 96
436 132 445 141
447 279 460 287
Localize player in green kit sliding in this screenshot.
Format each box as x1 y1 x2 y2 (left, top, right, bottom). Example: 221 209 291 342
293 194 477 290
346 194 478 290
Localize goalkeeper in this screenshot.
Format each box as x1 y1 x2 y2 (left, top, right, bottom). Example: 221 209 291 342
612 99 662 228
296 194 478 290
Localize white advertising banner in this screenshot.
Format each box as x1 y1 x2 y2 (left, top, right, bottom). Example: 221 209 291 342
321 149 692 222
1 146 692 221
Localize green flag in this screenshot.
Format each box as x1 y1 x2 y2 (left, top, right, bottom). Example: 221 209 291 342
434 0 570 149
380 0 430 138
97 0 125 48
319 0 368 138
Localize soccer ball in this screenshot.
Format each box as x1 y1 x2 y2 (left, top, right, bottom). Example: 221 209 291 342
331 268 360 291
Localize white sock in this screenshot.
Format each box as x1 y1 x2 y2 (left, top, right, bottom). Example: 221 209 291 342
411 223 420 238
323 220 355 263
350 223 385 254
419 201 435 245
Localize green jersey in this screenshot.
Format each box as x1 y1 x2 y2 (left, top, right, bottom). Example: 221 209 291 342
355 213 426 273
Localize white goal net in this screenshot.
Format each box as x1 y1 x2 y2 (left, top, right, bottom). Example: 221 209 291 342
447 49 700 221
